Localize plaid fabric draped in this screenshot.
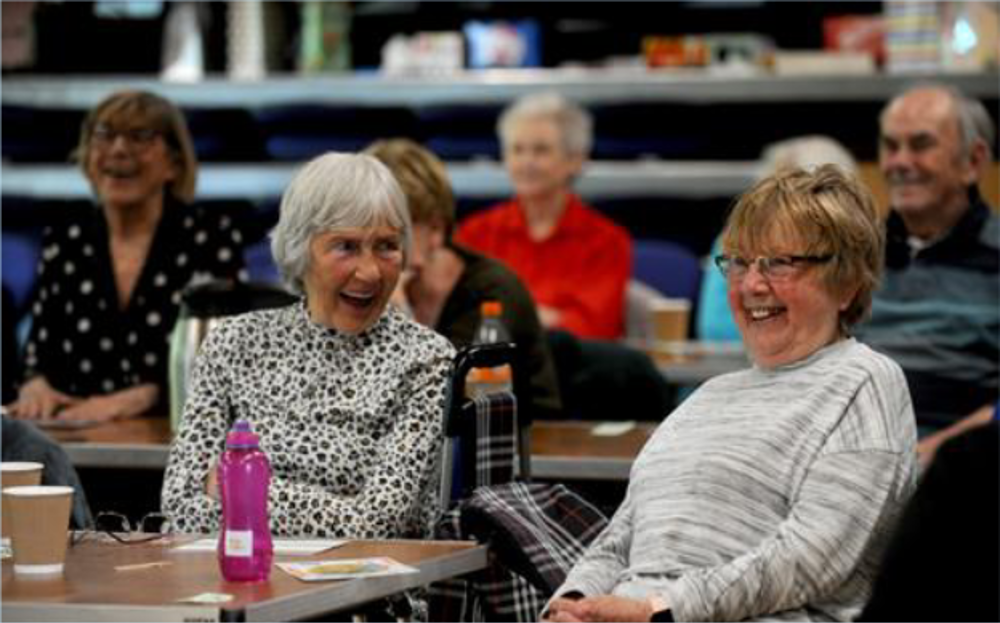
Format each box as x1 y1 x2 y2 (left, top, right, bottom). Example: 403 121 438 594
472 391 517 488
430 482 609 622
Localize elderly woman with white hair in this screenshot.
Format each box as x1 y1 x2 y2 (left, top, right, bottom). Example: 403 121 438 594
162 153 455 540
457 92 632 340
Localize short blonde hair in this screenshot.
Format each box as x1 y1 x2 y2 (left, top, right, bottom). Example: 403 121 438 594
721 165 884 330
75 90 198 203
365 138 456 236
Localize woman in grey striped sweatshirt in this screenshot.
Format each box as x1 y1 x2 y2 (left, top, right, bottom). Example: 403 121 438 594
545 166 917 622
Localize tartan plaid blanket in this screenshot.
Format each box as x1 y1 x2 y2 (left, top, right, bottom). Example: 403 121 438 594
472 391 517 490
430 482 609 622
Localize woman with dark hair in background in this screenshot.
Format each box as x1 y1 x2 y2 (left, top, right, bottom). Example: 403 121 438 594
5 90 246 422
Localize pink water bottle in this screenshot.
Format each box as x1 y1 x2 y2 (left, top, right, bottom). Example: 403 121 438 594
217 419 273 582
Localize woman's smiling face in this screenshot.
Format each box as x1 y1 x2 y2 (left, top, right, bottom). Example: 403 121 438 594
85 111 177 211
727 232 850 369
302 225 404 334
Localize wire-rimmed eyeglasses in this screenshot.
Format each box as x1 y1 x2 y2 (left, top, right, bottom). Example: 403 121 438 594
72 511 172 546
714 254 834 282
91 125 161 151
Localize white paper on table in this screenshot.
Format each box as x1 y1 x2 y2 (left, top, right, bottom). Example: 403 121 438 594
174 538 345 555
591 421 636 437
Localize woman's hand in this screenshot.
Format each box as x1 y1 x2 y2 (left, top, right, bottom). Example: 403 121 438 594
544 595 656 623
916 402 995 469
5 376 79 420
56 384 159 422
205 460 219 500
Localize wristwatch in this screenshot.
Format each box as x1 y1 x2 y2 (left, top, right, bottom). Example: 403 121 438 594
647 594 674 622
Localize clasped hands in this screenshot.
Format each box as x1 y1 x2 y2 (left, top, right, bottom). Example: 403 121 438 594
5 377 156 422
543 594 661 623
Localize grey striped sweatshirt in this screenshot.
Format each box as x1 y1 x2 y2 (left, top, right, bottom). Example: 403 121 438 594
555 338 918 622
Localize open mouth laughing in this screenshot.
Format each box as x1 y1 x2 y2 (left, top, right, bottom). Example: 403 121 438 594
340 290 378 310
746 305 786 323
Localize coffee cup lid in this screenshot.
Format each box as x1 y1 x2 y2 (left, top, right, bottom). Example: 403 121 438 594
0 462 44 472
3 485 73 497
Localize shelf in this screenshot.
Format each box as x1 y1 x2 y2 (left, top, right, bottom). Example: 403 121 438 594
3 70 997 108
0 160 761 202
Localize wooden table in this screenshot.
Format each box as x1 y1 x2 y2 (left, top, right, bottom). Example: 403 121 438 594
44 418 171 469
49 419 657 483
2 535 486 622
530 420 657 481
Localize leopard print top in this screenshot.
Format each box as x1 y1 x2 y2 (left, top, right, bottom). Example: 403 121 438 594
161 300 455 539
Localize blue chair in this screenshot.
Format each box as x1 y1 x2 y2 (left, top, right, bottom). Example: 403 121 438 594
2 232 42 313
243 239 280 285
631 238 702 304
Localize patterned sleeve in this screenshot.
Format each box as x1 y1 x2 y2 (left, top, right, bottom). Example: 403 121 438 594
266 348 452 539
552 489 636 600
663 379 916 622
160 320 235 534
161 318 454 539
22 224 67 384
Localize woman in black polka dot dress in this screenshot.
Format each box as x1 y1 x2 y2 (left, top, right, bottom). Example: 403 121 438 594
161 153 455 540
6 91 245 422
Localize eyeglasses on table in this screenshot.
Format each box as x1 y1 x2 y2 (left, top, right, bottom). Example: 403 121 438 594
71 511 172 546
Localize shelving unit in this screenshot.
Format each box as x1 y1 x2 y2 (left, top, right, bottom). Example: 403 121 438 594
0 160 761 202
2 70 997 107
2 70 995 204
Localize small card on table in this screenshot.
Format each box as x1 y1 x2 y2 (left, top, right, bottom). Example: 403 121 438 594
278 557 418 582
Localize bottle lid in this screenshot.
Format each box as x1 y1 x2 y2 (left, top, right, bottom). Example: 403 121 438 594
226 419 260 449
481 300 502 317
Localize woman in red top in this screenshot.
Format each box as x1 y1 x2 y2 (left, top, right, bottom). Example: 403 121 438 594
457 92 632 340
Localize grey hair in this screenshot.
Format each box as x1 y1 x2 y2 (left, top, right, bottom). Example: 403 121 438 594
882 82 996 160
761 135 858 178
270 152 411 295
497 91 593 157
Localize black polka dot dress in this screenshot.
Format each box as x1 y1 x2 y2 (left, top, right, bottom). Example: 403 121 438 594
22 198 247 401
161 303 455 539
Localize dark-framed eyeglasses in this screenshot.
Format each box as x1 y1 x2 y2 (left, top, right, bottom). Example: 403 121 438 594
714 254 834 282
91 125 161 151
72 511 172 546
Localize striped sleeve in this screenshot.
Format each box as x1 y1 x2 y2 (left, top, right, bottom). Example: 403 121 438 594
664 370 915 621
554 491 637 600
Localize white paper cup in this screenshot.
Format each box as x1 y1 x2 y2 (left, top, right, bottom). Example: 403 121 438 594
5 485 73 575
1 462 44 549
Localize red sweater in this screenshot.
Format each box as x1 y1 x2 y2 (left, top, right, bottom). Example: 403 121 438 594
457 194 631 339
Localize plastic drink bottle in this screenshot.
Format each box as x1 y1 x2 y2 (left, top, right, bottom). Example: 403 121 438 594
466 300 514 397
217 419 273 582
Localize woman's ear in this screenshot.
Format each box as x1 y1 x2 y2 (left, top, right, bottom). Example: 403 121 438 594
839 285 859 312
